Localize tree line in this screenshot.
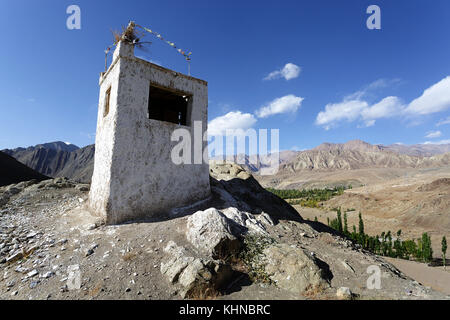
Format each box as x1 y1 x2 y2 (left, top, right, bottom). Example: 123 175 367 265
325 208 447 267
267 186 350 208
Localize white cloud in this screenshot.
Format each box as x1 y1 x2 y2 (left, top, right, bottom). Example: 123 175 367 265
255 94 304 118
437 117 450 126
208 111 257 136
423 139 450 145
362 119 376 127
264 63 301 81
425 130 442 139
366 78 401 90
316 96 404 129
316 76 450 129
315 99 369 129
346 78 401 101
361 96 404 121
405 76 450 115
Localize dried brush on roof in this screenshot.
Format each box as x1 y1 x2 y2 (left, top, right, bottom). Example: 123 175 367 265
111 22 150 49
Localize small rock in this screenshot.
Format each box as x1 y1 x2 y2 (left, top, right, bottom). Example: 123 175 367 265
27 269 38 277
29 281 39 289
7 279 16 288
85 244 98 257
26 232 38 239
6 251 23 263
66 265 81 290
40 271 54 279
85 224 96 231
336 287 353 300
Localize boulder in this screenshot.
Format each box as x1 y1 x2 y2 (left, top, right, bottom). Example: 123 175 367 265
256 212 275 226
178 258 233 298
221 207 268 235
186 208 244 259
161 241 234 298
160 241 195 283
260 243 329 294
209 162 301 221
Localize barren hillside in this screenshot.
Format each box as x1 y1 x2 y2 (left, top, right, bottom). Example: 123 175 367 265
1 162 447 300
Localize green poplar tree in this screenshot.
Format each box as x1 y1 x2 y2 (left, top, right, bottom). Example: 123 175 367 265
358 212 364 236
336 208 343 233
442 236 447 269
421 233 433 263
343 211 348 235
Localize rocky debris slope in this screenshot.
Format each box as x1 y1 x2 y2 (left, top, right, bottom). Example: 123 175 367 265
158 162 449 300
0 162 448 300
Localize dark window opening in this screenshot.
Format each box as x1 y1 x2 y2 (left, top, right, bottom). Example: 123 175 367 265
148 85 190 126
103 86 111 117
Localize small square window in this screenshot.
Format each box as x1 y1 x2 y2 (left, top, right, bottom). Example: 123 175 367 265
148 85 190 126
103 86 111 117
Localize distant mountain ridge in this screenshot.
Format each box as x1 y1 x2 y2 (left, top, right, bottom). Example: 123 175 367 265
3 139 450 182
313 139 386 153
6 141 80 154
280 140 450 173
2 141 94 183
211 140 450 174
382 143 450 157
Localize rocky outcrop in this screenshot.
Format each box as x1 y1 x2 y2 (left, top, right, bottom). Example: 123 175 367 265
260 243 330 294
185 207 272 258
181 206 332 297
160 241 233 298
186 208 243 259
209 161 301 222
160 163 333 297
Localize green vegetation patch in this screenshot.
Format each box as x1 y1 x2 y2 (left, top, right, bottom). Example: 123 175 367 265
328 208 437 264
266 186 350 208
239 234 276 283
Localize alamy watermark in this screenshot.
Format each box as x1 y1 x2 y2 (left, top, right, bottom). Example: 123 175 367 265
366 265 381 289
170 121 280 175
366 5 381 30
66 5 81 30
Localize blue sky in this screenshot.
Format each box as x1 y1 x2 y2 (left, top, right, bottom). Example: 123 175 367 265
1 0 450 151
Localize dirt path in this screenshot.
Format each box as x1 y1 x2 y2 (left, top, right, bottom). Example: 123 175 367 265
385 257 450 295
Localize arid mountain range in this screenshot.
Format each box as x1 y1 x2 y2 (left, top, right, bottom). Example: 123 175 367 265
3 139 450 185
278 140 450 173
1 140 450 298
2 142 94 183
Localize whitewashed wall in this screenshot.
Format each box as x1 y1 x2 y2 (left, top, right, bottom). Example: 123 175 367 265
89 41 210 224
